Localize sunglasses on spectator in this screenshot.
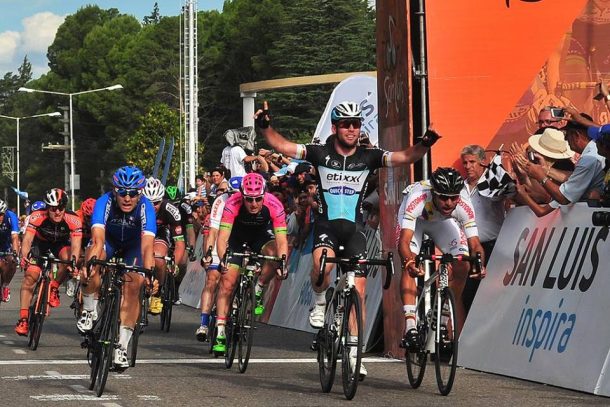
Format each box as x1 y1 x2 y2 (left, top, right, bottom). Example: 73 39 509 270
244 196 263 203
115 188 141 198
49 205 66 212
434 193 459 201
538 119 561 126
337 119 362 129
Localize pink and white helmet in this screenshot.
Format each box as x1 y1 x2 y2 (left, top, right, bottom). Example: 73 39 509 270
241 172 266 197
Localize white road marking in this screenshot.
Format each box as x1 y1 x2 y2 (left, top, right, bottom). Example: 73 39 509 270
137 395 161 401
0 357 399 366
12 349 26 355
2 373 132 381
101 403 123 407
31 394 120 401
3 340 15 345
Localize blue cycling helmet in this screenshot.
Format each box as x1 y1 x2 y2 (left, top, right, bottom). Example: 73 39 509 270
32 201 46 211
228 176 242 192
112 166 146 189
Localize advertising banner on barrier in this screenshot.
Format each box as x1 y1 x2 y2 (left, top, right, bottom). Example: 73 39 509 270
460 204 610 395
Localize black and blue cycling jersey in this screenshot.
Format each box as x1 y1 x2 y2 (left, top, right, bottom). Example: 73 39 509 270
0 210 19 251
302 137 389 223
91 192 156 264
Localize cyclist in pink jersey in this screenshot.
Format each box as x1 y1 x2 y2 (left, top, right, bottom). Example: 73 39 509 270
213 173 288 354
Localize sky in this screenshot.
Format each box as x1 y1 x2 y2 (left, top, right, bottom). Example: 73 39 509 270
0 0 224 78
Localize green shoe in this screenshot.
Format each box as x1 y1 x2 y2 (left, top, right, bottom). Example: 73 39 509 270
213 335 226 353
255 292 264 316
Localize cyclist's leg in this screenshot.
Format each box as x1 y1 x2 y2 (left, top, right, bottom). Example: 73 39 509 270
16 264 41 335
400 221 423 336
197 265 220 339
77 243 107 332
215 263 240 351
1 253 17 300
309 221 337 327
150 239 168 315
47 245 71 307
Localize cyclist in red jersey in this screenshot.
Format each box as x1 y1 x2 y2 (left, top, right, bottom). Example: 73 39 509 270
15 188 82 336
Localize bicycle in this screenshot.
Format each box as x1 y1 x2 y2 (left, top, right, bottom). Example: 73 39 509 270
84 258 152 397
129 282 149 367
313 248 394 400
155 254 178 332
221 245 285 373
404 242 482 396
26 252 74 351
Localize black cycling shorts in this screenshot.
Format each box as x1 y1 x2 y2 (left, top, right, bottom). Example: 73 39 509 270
313 219 367 272
155 225 173 248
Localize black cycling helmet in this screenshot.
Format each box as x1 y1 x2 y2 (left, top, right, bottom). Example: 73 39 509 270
430 167 464 196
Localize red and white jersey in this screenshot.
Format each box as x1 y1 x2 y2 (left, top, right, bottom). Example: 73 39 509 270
399 181 478 239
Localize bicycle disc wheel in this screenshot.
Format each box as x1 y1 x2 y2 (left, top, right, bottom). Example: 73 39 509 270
224 291 239 369
341 290 362 400
95 290 120 397
238 282 255 373
28 280 47 351
318 288 338 393
434 287 458 396
161 273 175 332
406 286 428 388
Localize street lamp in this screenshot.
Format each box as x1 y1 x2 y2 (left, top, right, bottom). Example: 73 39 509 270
18 84 124 210
0 112 62 216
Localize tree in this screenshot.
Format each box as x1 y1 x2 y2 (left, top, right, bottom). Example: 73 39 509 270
143 2 161 25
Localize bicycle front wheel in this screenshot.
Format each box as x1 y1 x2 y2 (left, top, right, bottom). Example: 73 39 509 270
130 285 147 367
208 309 217 355
434 287 458 396
317 287 338 393
237 281 256 373
341 290 362 400
160 272 175 332
28 279 48 351
406 283 427 388
95 289 121 397
224 291 239 369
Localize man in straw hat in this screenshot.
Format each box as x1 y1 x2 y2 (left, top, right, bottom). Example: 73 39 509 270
516 123 605 216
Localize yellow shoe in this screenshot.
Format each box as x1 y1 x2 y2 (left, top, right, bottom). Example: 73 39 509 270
149 296 163 315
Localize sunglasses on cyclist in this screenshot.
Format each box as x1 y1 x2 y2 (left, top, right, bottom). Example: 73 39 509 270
49 205 66 212
244 196 263 203
434 193 460 201
337 119 362 129
115 188 141 198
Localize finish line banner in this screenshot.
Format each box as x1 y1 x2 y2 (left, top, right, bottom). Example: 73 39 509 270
460 204 610 396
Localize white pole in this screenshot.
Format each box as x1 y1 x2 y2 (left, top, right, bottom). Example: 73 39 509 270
241 92 257 127
16 118 20 217
69 94 75 210
188 0 196 188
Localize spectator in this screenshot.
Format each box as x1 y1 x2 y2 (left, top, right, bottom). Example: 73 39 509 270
518 122 605 216
220 138 257 178
194 174 208 204
209 168 228 199
537 106 567 130
460 145 512 315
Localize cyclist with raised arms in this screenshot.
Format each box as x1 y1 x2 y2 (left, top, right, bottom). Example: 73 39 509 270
77 166 156 369
0 199 20 302
213 172 288 354
141 177 186 315
196 176 241 341
255 100 438 378
16 189 82 336
397 167 486 349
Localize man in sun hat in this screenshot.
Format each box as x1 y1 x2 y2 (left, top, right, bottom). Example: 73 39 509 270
524 122 604 205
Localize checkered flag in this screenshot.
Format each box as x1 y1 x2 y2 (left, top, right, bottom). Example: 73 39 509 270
477 152 515 198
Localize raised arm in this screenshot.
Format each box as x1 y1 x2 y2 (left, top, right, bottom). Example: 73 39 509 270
387 128 440 166
255 101 303 159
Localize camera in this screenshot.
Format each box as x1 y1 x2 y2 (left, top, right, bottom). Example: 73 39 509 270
527 151 537 163
550 108 565 119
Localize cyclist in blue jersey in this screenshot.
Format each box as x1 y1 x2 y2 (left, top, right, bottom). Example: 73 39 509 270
0 199 20 302
77 165 156 369
256 100 440 378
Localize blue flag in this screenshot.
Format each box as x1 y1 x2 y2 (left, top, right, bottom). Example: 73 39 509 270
11 187 28 199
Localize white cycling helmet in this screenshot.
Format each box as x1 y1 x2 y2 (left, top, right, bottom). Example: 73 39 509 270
44 188 69 207
0 199 7 214
331 101 363 123
142 177 165 203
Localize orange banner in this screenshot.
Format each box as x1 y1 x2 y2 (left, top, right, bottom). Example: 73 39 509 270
426 0 592 168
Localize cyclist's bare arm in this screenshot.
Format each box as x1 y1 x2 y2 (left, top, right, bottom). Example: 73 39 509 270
398 228 420 276
11 233 20 255
387 144 428 166
141 234 155 270
259 126 302 158
216 227 230 265
87 227 105 263
466 236 486 278
19 230 34 260
275 232 288 260
70 235 82 265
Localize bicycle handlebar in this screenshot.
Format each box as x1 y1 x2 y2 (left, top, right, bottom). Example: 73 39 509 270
87 258 154 277
317 249 394 289
415 252 483 274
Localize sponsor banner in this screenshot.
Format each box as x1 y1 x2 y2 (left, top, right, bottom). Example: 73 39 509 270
313 75 378 145
376 0 412 356
460 204 610 395
267 226 384 351
179 232 206 309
